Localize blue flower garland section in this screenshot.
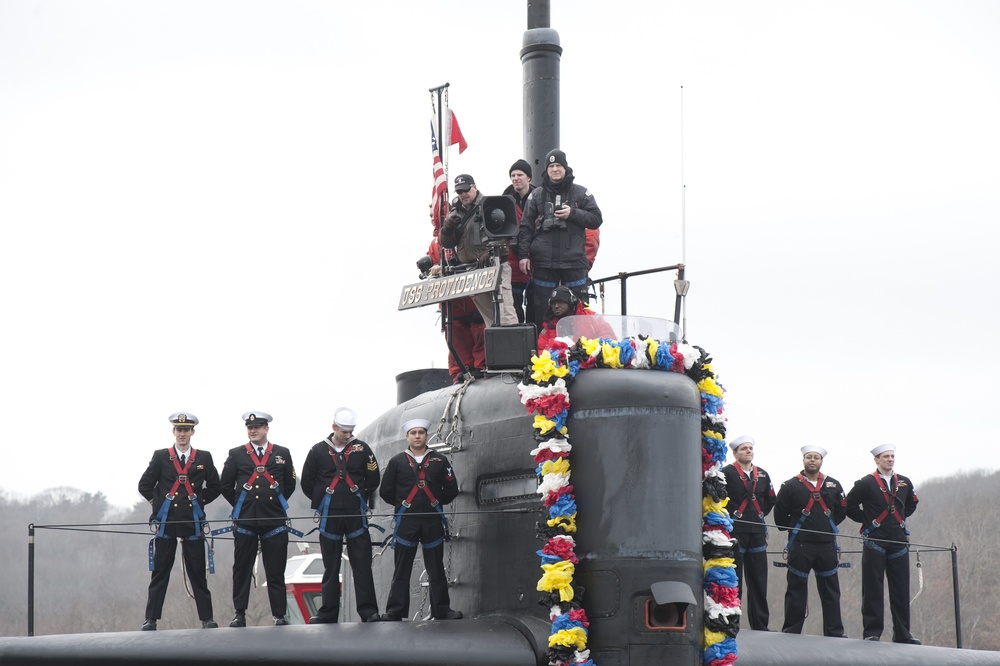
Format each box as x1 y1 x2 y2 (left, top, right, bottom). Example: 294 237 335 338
519 335 739 666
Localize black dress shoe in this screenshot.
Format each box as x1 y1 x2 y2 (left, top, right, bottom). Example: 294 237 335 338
864 636 880 642
229 611 246 628
308 615 336 624
435 609 463 620
202 619 218 629
273 616 289 626
894 637 921 645
141 619 157 631
364 614 382 623
380 613 402 622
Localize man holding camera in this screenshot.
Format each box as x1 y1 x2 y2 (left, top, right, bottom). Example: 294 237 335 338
440 174 517 326
516 149 603 327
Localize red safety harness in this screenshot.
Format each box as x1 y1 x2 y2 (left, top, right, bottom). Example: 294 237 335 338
862 471 904 533
243 443 278 490
783 473 841 555
797 472 833 517
732 464 764 519
403 454 440 509
166 448 198 500
390 452 450 549
324 444 360 495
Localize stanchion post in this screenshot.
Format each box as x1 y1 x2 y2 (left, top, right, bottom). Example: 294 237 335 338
28 523 35 637
952 542 962 648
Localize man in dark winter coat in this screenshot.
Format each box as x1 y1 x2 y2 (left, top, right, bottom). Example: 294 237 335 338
846 443 920 644
300 407 382 623
380 418 461 621
721 435 776 631
516 149 603 326
138 412 221 630
773 445 847 637
220 411 297 627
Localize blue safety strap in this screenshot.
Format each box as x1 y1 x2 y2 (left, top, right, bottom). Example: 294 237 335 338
147 534 213 574
211 523 304 539
313 492 386 542
739 543 768 555
388 504 449 550
230 484 292 521
863 539 909 559
784 476 840 554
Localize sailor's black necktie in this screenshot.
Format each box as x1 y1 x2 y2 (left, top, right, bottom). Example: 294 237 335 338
257 447 264 459
180 454 186 467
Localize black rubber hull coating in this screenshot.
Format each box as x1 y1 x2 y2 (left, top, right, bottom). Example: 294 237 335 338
736 629 1000 665
0 618 542 666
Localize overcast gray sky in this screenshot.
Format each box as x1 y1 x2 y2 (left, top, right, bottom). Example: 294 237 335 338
1 1 998 508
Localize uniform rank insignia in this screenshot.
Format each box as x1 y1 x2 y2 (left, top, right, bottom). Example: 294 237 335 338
367 460 378 471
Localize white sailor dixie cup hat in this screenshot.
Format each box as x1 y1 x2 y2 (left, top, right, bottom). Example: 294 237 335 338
728 435 754 452
800 444 828 457
242 411 273 427
870 443 896 456
334 407 358 430
169 412 199 427
402 418 432 434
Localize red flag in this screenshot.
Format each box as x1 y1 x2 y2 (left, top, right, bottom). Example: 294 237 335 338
430 122 448 233
446 109 468 154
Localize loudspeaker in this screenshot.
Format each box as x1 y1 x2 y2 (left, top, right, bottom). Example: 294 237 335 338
485 324 537 371
480 195 519 239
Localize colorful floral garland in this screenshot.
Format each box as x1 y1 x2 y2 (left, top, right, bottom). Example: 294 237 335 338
518 334 739 666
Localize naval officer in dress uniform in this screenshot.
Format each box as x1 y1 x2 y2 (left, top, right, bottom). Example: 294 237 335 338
220 411 297 627
138 412 221 630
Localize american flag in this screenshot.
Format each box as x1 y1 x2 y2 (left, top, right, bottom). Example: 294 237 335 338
430 121 448 234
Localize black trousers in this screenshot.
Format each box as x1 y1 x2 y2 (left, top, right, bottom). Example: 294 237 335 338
861 541 912 641
385 516 451 619
733 531 769 630
145 537 214 621
529 267 589 327
781 540 844 637
232 527 288 616
316 516 378 622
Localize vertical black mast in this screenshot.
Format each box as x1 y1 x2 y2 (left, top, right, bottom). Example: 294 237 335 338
521 0 561 184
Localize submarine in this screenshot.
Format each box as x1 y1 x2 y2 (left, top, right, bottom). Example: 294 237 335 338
2 2 1000 666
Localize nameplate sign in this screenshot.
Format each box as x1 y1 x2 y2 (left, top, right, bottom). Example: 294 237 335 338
398 266 500 310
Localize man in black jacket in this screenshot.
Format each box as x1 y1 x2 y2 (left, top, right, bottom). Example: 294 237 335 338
516 149 603 326
721 435 776 631
138 412 221 630
380 418 461 621
220 411 297 627
846 443 920 644
773 445 847 637
300 407 382 623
